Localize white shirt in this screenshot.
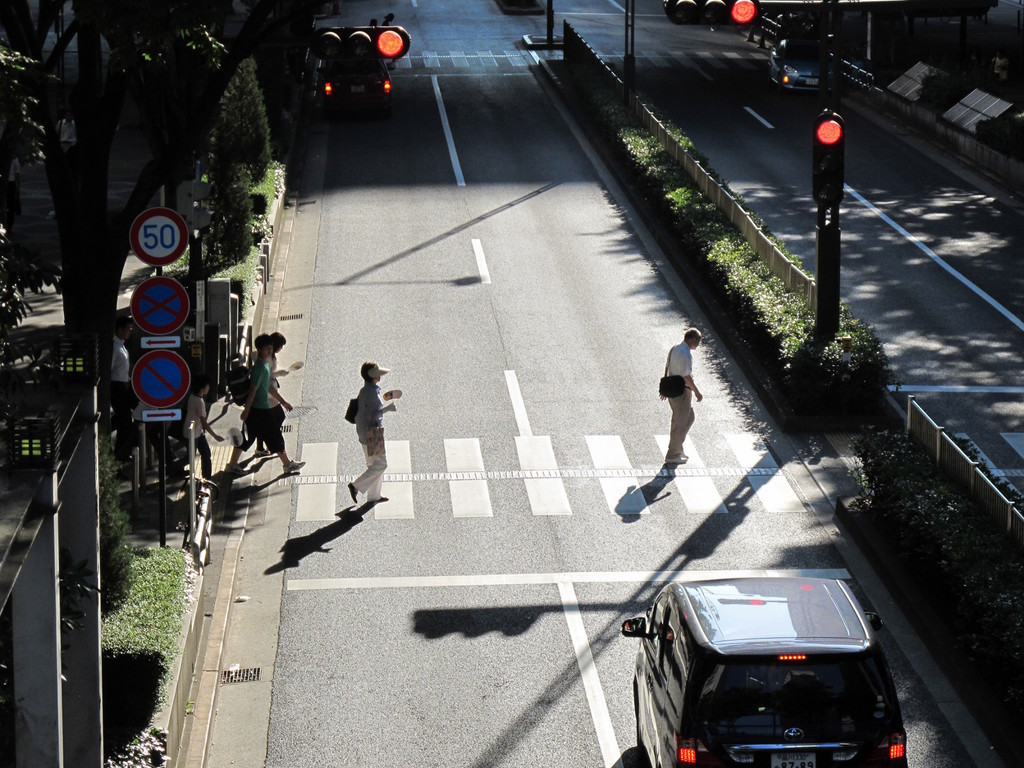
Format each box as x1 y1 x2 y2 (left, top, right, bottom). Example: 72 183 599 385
112 336 130 382
667 342 693 379
185 394 206 436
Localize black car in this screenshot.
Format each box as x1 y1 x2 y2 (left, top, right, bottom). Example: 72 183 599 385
319 58 392 117
621 577 909 767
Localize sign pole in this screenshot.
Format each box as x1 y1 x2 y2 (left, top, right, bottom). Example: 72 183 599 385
159 423 167 547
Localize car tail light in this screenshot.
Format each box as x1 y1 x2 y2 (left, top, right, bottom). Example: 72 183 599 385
675 734 727 766
383 78 392 94
324 81 333 96
862 732 908 766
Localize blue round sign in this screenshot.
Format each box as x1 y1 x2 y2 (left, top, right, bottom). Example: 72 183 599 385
132 350 191 409
131 276 190 336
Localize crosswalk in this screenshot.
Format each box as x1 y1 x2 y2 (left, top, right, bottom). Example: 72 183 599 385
286 432 805 522
390 48 767 74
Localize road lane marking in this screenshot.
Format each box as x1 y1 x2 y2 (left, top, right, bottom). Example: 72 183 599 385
446 438 492 517
888 384 1024 393
296 442 337 521
517 435 572 516
655 435 727 515
587 435 648 515
559 581 622 768
472 238 492 284
744 106 774 129
378 440 414 519
286 568 852 591
432 75 465 187
505 370 532 437
847 185 1024 334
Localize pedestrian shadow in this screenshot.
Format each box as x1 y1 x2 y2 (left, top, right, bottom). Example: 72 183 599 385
264 506 369 574
614 465 676 522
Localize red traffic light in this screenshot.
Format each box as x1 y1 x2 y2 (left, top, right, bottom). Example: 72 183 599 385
815 118 844 146
312 26 411 60
376 29 407 58
730 0 757 24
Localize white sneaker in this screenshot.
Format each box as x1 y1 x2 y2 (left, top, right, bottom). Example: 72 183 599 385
226 464 248 476
283 461 305 474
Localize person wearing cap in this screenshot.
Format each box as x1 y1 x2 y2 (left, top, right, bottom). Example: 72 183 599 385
348 361 400 505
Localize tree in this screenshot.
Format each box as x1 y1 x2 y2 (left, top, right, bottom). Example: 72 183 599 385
0 0 318 417
1 44 60 395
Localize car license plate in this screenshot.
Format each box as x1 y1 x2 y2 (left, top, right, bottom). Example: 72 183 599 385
806 78 819 86
350 84 365 93
771 753 815 768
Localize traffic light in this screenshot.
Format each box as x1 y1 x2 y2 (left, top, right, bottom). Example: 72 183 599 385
312 26 412 60
663 0 757 25
177 179 213 232
812 110 845 206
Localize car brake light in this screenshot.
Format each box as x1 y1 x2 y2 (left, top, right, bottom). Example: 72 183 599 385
863 732 908 766
383 79 392 94
778 654 807 661
675 734 727 766
324 81 333 96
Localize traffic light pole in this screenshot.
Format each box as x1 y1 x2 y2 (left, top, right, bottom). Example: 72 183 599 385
814 0 842 340
624 0 636 100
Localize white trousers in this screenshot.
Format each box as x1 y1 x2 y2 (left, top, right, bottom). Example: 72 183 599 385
354 443 388 501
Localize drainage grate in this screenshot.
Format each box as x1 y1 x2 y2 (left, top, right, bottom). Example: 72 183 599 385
221 667 261 684
281 424 293 433
279 313 304 321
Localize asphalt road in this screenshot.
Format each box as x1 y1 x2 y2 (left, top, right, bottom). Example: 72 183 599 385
201 2 1016 767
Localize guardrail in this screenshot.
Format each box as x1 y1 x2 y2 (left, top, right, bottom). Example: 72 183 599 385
906 395 1024 550
564 22 818 309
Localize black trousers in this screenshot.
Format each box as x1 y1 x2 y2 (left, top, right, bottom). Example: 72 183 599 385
110 381 137 461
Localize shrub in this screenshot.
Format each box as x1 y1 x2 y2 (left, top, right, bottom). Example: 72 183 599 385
98 434 132 613
565 58 892 418
919 69 974 110
852 428 1024 721
102 548 194 737
975 109 1024 162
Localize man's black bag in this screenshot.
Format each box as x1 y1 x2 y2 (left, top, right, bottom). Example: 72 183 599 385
227 365 251 406
344 398 358 424
659 375 687 398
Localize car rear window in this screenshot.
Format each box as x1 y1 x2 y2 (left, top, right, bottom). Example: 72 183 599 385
694 658 894 738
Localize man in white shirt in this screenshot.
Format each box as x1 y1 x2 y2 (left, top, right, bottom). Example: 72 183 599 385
111 315 135 461
662 328 703 464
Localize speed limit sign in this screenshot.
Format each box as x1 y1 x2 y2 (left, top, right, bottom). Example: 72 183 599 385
129 207 189 267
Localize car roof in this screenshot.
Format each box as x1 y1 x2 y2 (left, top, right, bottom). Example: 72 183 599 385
669 577 875 655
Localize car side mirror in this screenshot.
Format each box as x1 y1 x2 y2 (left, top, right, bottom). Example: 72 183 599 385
864 611 883 631
621 616 650 638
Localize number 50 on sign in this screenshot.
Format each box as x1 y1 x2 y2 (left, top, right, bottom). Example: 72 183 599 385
130 207 189 267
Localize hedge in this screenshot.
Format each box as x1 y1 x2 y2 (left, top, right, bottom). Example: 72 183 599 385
852 428 1024 722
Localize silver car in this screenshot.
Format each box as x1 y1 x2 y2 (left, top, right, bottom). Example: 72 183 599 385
769 39 821 91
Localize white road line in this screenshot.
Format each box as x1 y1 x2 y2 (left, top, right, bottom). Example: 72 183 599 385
472 238 491 284
744 106 774 129
505 370 532 437
378 440 414 519
587 435 648 515
517 435 572 516
432 75 465 187
296 442 338 521
446 438 492 517
847 185 1024 334
889 384 1024 394
286 568 852 591
559 582 622 768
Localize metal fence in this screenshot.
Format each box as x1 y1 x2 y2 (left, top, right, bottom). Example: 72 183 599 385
906 395 1024 550
563 22 818 310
